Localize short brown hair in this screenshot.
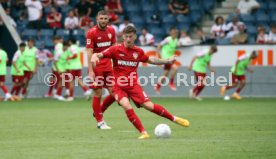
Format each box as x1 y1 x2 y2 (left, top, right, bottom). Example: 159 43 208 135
97 10 108 16
123 25 136 34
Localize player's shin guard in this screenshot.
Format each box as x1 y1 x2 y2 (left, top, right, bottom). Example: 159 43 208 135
101 95 115 113
92 97 103 122
126 109 145 133
1 85 8 94
151 104 174 121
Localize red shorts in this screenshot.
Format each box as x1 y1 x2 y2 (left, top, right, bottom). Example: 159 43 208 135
113 84 151 108
12 75 24 83
164 64 172 70
90 70 114 89
70 69 82 79
0 75 5 82
194 71 206 81
232 74 246 83
24 71 33 80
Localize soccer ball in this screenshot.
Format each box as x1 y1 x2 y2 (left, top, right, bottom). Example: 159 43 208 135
224 95 230 101
154 124 171 138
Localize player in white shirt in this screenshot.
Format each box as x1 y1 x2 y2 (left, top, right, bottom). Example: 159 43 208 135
237 0 260 15
211 16 227 39
225 17 245 38
139 27 155 46
25 0 42 29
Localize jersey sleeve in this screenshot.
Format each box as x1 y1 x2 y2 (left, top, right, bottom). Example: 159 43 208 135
12 51 20 62
86 29 94 49
196 49 208 57
139 49 149 62
54 52 61 61
102 46 116 58
160 37 169 45
238 54 249 61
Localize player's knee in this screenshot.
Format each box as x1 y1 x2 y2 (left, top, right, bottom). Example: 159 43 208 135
93 89 102 97
240 81 246 86
142 102 154 111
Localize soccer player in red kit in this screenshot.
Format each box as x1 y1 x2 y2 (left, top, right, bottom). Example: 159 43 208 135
86 10 116 129
91 26 190 139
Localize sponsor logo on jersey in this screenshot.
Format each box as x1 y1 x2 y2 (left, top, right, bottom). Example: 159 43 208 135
133 52 138 59
97 42 111 47
119 53 124 57
97 37 102 40
117 60 138 67
108 33 112 39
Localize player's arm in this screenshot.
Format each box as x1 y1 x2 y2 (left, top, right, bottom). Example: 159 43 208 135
233 60 240 74
87 48 95 80
91 53 104 66
207 62 215 73
188 56 197 71
156 38 169 54
147 56 176 65
23 61 32 71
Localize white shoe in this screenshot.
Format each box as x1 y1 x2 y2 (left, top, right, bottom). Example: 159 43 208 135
189 89 194 98
84 90 92 100
53 94 59 99
193 96 202 101
4 93 12 101
97 121 112 130
66 97 74 101
56 95 66 101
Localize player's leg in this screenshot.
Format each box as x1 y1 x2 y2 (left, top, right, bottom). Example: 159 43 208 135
0 79 12 101
192 72 206 100
169 64 179 91
55 73 65 101
101 86 115 113
141 101 190 127
118 97 148 139
21 71 33 97
155 68 170 94
220 73 238 96
74 69 91 97
232 76 246 100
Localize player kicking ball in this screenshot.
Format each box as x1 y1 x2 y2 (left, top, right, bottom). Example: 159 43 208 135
220 51 258 100
188 45 218 101
91 26 189 139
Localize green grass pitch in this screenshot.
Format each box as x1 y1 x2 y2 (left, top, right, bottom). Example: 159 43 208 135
1 98 276 159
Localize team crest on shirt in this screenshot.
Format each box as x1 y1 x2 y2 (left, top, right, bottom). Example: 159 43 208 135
108 33 112 39
133 52 138 59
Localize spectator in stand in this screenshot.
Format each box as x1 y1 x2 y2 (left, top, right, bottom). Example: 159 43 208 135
88 0 107 17
231 24 248 44
118 16 134 36
11 0 26 18
1 0 11 9
16 12 28 35
25 0 42 30
225 16 245 38
105 0 123 14
74 0 91 18
179 29 193 46
54 0 69 8
79 15 94 32
46 6 62 29
41 0 52 8
197 28 215 44
267 24 276 44
256 26 268 44
237 0 260 15
64 10 79 30
4 8 16 28
139 27 155 46
105 0 122 24
168 0 189 15
211 16 226 39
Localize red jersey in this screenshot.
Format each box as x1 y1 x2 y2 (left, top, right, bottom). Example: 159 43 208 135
86 25 116 70
102 44 149 87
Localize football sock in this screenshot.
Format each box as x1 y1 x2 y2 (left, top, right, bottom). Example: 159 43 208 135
92 97 102 122
126 109 145 133
195 85 205 96
151 104 174 121
101 95 115 113
21 87 27 95
170 78 174 84
56 87 63 96
236 87 242 93
15 86 21 95
1 85 8 94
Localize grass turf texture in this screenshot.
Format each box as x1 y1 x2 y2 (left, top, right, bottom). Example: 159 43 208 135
0 98 276 159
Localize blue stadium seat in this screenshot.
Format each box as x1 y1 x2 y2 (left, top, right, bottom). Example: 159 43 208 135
240 14 255 24
256 13 270 24
150 26 165 36
248 36 256 44
268 1 276 10
176 15 191 26
216 38 231 45
203 0 215 10
177 23 190 32
157 4 169 12
61 5 73 14
45 39 54 49
56 29 70 40
22 29 37 40
36 40 45 49
154 35 165 43
246 25 257 37
125 4 141 13
131 16 145 26
190 12 202 23
162 14 177 25
141 4 157 12
73 29 85 40
40 29 54 40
